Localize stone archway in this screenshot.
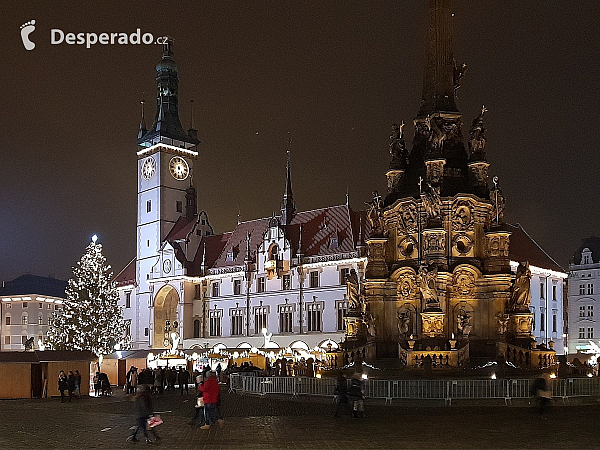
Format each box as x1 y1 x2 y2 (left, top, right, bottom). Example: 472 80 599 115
153 285 179 348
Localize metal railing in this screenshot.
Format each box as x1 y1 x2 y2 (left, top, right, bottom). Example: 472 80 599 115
229 374 600 404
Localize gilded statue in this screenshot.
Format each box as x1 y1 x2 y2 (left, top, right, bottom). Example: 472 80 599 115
418 264 440 309
397 310 410 336
457 309 472 337
509 261 532 311
365 190 384 234
496 312 509 335
420 183 442 220
364 312 377 338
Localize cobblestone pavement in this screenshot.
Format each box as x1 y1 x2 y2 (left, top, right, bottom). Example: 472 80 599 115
1 385 600 449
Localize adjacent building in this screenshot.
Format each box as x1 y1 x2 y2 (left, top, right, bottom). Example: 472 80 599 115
0 275 66 351
567 237 600 356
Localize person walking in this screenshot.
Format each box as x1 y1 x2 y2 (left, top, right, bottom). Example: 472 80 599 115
130 367 138 395
74 370 82 397
58 371 69 403
333 375 349 417
178 368 190 395
348 374 365 418
189 380 206 427
530 374 552 419
200 371 224 429
93 372 100 397
67 371 76 402
126 385 160 444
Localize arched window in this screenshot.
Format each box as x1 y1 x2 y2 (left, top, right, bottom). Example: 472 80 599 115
193 319 200 338
22 313 28 325
38 314 43 325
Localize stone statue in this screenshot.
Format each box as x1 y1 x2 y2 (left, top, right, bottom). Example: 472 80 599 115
365 190 384 234
496 312 509 335
397 310 410 336
490 177 506 225
345 269 360 312
420 183 442 220
364 313 377 338
509 262 532 311
457 309 472 337
453 60 467 97
469 106 487 153
418 264 440 309
389 122 407 170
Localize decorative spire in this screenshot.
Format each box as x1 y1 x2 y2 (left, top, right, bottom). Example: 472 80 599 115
185 184 197 220
138 37 199 146
281 134 296 226
418 0 459 116
297 224 303 258
346 186 350 206
237 208 241 225
137 98 147 140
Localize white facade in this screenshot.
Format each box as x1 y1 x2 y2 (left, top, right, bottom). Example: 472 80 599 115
568 246 600 355
0 295 63 351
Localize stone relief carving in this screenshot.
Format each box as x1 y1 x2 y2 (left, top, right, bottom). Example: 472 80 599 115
398 274 416 298
397 310 411 336
453 270 475 297
418 264 440 309
425 159 445 185
457 308 472 337
486 234 509 258
451 199 474 232
398 236 417 259
496 312 509 335
421 312 444 335
420 183 442 220
423 231 446 254
509 262 532 311
399 202 418 233
389 122 407 170
469 163 489 184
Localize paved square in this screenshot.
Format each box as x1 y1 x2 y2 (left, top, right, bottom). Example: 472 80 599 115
1 386 599 449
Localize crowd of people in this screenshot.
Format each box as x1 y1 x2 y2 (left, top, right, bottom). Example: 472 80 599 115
57 370 82 403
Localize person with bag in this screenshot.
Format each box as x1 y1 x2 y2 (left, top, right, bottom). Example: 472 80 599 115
200 371 224 429
189 380 206 427
126 385 161 444
333 374 349 417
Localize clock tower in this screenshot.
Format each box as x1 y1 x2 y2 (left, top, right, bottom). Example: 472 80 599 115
133 38 200 347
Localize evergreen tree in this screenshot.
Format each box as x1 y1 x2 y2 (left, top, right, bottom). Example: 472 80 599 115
47 236 130 356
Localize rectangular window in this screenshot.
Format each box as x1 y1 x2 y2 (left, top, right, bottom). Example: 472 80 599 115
307 303 322 332
580 284 586 295
194 285 202 299
279 304 293 333
340 268 350 285
336 300 348 331
22 315 28 325
588 283 594 295
580 306 586 317
5 316 10 326
231 309 244 336
21 335 27 345
38 315 43 325
552 314 557 333
254 306 268 335
540 282 544 299
22 302 27 308
125 291 131 309
212 283 220 297
38 302 43 309
588 328 594 339
310 271 319 288
144 327 149 337
125 321 131 337
209 310 222 337
234 279 242 295
540 312 545 332
147 200 152 213
47 303 50 309
176 200 182 213
579 327 585 339
282 274 291 291
552 285 557 301
588 305 594 317
4 336 9 345
5 303 10 309
257 277 266 293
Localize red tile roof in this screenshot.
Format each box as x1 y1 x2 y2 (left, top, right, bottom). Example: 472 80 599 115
164 216 197 242
507 224 564 273
114 258 136 287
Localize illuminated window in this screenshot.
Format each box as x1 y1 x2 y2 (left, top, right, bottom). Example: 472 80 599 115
587 284 594 295
580 306 586 317
38 315 43 325
22 302 27 308
310 271 319 288
5 303 10 309
22 314 28 325
580 284 586 295
336 300 348 331
257 277 266 293
209 310 222 337
588 305 594 317
254 306 268 335
230 309 244 336
340 268 350 285
307 302 322 332
279 303 293 333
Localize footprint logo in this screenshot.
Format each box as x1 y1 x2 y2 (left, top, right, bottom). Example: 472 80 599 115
20 20 36 51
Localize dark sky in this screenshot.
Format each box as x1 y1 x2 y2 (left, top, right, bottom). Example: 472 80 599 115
2 1 599 282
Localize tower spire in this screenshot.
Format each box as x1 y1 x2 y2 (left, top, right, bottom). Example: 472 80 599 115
281 134 296 226
138 37 199 146
418 0 459 117
137 98 147 140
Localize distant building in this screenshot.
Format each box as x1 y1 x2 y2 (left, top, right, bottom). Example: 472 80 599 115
567 237 600 356
0 275 66 351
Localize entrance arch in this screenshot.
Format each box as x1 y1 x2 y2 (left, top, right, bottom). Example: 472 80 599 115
153 285 179 348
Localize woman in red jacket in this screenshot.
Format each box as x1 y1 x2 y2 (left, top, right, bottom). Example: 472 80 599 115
200 371 224 429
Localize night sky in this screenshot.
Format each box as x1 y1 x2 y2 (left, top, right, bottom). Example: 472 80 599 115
2 1 599 282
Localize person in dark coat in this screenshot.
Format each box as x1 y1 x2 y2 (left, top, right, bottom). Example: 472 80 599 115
58 371 69 403
530 374 552 418
74 370 82 397
126 385 160 443
333 375 349 417
348 375 365 418
178 368 190 395
67 371 76 402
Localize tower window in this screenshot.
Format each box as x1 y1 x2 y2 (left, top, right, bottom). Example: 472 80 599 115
310 271 319 288
176 201 182 213
552 285 557 301
234 279 242 295
257 277 266 293
147 200 152 213
144 327 149 337
125 291 131 309
552 314 557 333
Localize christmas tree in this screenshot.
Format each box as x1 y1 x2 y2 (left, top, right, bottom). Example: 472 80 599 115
47 235 130 356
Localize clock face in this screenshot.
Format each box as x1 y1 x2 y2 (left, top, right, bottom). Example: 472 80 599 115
163 259 172 274
141 157 156 180
169 156 189 180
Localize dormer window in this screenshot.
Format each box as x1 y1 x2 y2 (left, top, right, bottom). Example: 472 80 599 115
329 236 339 249
226 251 234 262
582 248 592 265
268 244 279 261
